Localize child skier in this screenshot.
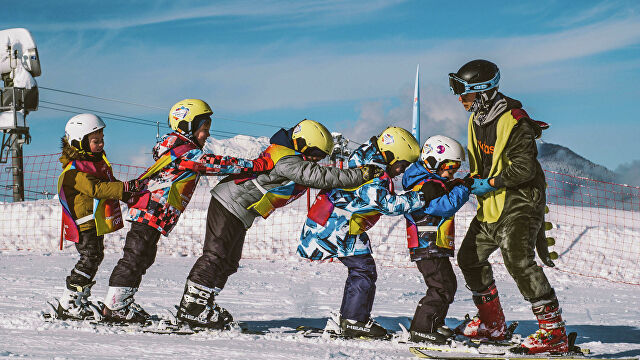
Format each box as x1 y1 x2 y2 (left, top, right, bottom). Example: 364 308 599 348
449 59 567 354
402 135 472 344
297 127 447 339
101 99 273 323
55 113 146 320
176 119 385 330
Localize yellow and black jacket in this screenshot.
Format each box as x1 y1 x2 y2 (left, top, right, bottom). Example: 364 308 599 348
467 95 546 223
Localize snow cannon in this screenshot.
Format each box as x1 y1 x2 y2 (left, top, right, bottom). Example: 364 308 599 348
0 28 41 77
1 27 40 131
1 28 40 200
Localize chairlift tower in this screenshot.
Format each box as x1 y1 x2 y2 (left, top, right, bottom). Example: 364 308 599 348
1 28 41 202
331 132 350 169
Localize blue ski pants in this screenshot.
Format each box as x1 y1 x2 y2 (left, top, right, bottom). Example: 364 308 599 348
338 253 377 322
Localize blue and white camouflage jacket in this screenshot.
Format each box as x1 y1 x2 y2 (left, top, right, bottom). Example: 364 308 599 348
402 161 470 260
297 139 426 260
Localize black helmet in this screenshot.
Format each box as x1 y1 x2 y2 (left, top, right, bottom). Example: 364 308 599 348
449 59 500 95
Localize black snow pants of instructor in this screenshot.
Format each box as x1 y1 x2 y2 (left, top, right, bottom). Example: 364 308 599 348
457 199 553 302
67 230 104 288
188 196 247 290
109 222 161 287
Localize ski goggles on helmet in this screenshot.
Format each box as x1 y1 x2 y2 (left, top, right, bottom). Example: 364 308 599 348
303 146 329 159
448 71 500 95
439 160 461 172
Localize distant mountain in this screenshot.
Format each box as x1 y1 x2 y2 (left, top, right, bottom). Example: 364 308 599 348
205 134 270 159
537 142 637 209
200 134 270 187
537 142 617 183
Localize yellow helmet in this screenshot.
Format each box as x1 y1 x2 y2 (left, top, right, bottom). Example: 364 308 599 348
291 119 334 156
376 126 420 164
168 99 214 134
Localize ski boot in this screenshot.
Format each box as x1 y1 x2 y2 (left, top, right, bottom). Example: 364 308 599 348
459 283 506 340
340 316 388 339
52 282 101 320
409 326 453 345
176 280 233 330
101 286 150 324
514 296 568 354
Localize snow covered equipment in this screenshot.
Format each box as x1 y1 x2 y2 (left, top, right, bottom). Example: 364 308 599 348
176 280 233 330
0 28 41 77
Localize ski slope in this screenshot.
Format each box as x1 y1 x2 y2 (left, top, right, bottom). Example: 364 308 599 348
0 252 638 359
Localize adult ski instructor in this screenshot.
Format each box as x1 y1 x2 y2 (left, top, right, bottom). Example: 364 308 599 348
449 59 568 354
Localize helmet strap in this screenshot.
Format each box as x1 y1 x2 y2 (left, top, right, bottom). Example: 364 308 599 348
425 156 438 171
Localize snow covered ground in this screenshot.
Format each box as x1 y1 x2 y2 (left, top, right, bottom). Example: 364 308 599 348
0 252 638 359
0 133 638 358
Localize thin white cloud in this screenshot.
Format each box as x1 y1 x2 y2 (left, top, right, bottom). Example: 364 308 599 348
16 0 405 32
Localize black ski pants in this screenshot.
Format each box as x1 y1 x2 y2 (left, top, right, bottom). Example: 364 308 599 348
66 229 104 289
188 196 247 290
339 253 377 323
410 257 457 333
457 211 553 302
109 222 161 288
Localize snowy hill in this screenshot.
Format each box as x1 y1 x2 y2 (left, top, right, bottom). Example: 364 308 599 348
199 134 271 186
538 142 617 183
205 134 271 159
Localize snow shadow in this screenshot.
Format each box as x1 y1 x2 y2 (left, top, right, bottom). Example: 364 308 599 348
239 316 414 334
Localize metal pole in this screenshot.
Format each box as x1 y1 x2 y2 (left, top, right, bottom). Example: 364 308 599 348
11 133 24 202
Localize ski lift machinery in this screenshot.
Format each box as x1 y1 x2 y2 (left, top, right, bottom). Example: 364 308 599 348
0 28 41 201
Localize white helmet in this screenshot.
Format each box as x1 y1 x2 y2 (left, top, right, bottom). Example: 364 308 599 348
65 113 106 149
420 135 465 171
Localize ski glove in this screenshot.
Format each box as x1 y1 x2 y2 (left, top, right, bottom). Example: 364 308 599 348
250 157 275 172
471 178 496 196
445 177 474 192
360 165 385 181
420 181 447 205
123 178 147 194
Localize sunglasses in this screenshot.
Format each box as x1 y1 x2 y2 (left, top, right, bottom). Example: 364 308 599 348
448 71 500 95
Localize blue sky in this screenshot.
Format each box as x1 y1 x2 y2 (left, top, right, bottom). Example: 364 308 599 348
5 0 640 170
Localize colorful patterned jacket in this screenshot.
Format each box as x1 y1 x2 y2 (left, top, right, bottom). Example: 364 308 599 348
128 132 266 235
210 128 366 229
297 139 426 260
58 138 125 233
402 162 470 261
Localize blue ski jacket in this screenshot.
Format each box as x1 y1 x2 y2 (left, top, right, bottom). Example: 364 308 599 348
402 161 470 261
297 139 426 260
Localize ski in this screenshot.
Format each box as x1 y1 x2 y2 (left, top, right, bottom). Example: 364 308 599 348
43 301 264 336
295 325 392 341
409 346 633 360
409 332 600 359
